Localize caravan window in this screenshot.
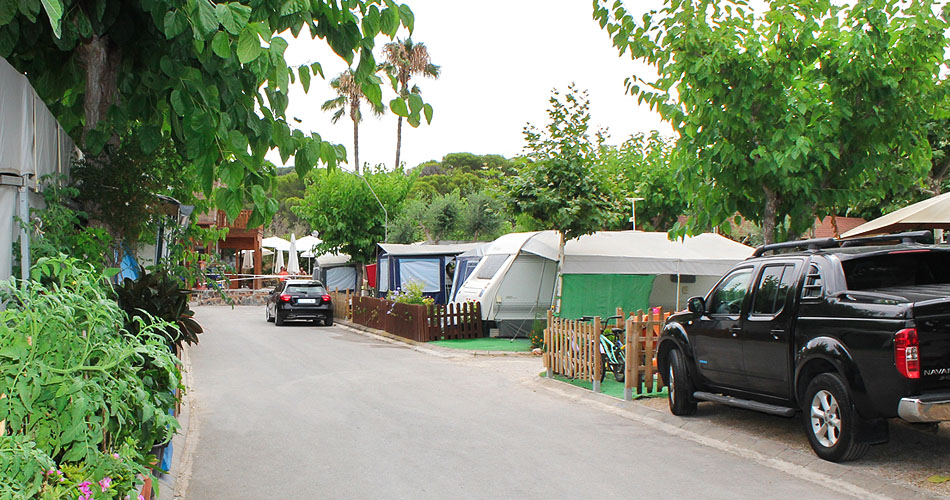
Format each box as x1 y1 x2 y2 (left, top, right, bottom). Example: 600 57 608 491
476 254 508 280
399 258 441 292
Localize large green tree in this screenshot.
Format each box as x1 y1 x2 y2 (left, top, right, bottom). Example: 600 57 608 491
594 0 948 243
380 37 438 168
0 0 417 227
294 166 410 288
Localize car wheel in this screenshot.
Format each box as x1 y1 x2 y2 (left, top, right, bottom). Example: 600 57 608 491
802 373 869 462
275 312 285 326
668 348 697 416
265 306 274 323
324 315 334 327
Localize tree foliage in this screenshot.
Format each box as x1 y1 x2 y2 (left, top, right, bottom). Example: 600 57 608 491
508 85 614 242
322 68 385 173
601 132 689 232
380 37 438 167
594 0 949 243
0 0 416 227
294 167 409 264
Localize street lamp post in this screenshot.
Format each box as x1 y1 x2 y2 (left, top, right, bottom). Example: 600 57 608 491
625 197 645 231
348 169 388 242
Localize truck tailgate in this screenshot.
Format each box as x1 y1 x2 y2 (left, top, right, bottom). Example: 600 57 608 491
914 298 950 389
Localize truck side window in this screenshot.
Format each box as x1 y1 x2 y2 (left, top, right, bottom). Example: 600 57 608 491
753 264 796 315
709 269 753 315
802 264 824 299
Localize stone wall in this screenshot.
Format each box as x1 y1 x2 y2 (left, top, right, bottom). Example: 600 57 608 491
191 288 271 306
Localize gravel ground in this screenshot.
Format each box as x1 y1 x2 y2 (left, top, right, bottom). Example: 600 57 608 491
449 353 950 497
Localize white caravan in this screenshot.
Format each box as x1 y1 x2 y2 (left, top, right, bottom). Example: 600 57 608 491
451 231 560 337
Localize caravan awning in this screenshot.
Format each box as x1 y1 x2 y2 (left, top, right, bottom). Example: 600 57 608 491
378 242 485 257
482 231 559 260
563 232 753 276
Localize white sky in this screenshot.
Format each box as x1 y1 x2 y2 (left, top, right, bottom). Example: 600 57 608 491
272 0 670 172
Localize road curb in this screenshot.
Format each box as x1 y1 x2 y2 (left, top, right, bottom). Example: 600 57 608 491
528 375 946 500
335 318 539 358
157 344 198 500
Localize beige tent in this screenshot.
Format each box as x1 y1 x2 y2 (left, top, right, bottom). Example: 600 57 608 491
842 192 950 238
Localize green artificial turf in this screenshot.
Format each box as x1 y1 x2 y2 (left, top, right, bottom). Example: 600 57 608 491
430 337 533 352
544 372 668 400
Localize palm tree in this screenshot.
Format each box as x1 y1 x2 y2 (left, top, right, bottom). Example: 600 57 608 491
380 38 440 169
321 69 383 174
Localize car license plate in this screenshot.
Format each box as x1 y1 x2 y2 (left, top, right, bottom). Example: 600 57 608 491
298 298 316 304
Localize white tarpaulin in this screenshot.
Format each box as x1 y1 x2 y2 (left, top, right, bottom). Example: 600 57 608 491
398 257 441 292
326 266 357 291
1 56 76 282
562 232 753 276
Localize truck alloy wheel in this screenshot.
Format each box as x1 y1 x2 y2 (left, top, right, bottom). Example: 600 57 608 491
801 373 869 462
668 349 697 416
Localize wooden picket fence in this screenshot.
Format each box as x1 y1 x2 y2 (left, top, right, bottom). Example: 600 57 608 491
427 301 482 340
330 289 353 320
351 296 482 342
542 306 670 399
543 310 603 383
623 307 670 399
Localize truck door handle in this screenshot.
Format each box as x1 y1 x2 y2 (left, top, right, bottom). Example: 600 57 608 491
770 329 784 340
730 326 741 337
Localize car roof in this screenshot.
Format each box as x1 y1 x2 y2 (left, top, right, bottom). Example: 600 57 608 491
750 243 950 261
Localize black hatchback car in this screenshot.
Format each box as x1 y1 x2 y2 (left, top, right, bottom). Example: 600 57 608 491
265 279 334 326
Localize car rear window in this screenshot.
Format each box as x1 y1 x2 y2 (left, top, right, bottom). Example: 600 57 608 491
286 284 327 294
842 251 950 290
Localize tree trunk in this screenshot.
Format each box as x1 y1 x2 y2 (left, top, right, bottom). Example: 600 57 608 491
353 119 360 175
395 116 403 169
76 34 121 144
762 186 779 245
355 262 365 296
553 231 566 313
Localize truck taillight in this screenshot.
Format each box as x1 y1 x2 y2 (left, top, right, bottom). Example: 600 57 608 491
280 294 292 302
895 328 920 379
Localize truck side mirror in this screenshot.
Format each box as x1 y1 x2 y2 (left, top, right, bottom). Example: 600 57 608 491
687 296 705 315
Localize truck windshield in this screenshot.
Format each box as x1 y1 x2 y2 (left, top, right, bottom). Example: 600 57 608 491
842 251 950 290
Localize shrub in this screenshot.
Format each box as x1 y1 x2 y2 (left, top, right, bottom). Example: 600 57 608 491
530 318 545 349
386 280 434 307
113 269 203 348
0 255 180 499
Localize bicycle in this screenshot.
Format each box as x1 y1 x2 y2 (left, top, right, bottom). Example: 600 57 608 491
580 315 626 383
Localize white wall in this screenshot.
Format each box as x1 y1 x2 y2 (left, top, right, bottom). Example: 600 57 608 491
648 274 722 312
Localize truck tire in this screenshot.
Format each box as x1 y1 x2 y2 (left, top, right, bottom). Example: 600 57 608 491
802 373 869 462
668 348 697 416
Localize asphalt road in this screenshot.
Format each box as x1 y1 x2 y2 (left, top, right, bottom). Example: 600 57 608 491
185 306 857 499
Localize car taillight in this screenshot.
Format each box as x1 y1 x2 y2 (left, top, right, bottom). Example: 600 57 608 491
280 294 292 302
322 294 331 302
895 328 920 379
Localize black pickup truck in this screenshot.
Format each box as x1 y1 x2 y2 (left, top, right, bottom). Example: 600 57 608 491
657 231 950 462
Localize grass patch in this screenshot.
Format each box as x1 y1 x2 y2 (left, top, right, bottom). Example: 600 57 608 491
430 337 533 352
543 372 668 400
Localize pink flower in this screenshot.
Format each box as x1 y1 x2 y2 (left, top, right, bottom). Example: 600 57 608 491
99 477 112 491
139 495 146 500
78 481 93 500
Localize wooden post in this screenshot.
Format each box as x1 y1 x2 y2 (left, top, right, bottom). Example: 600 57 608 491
624 317 633 401
545 309 553 378
593 316 603 393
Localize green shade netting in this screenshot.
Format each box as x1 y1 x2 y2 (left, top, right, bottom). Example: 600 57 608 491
558 274 656 320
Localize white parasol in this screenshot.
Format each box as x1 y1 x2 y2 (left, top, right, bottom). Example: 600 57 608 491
273 247 285 273
287 233 300 275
